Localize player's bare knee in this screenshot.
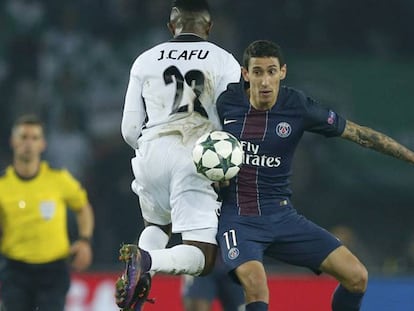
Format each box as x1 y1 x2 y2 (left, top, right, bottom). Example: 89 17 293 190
344 263 368 293
237 268 267 300
356 264 369 292
242 276 268 301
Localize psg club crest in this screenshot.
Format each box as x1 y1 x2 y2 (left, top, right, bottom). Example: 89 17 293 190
228 247 240 260
276 122 291 138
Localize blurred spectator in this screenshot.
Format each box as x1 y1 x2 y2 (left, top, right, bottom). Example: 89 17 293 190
44 106 92 183
4 0 45 82
330 224 378 272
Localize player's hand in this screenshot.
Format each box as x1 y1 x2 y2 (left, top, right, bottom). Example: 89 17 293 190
70 239 93 272
212 180 230 192
218 180 230 187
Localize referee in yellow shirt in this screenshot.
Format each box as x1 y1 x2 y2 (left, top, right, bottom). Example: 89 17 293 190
0 115 95 311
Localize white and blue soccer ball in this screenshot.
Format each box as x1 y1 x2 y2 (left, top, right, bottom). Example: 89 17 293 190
192 131 244 182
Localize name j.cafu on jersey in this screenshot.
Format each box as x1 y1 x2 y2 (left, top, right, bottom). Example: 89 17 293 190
158 49 209 61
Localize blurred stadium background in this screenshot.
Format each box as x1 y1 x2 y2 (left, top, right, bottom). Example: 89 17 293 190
1 0 413 310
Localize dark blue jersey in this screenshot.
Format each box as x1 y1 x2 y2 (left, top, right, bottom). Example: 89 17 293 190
217 82 346 216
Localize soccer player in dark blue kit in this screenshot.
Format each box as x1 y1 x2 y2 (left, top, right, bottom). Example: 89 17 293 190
216 40 414 311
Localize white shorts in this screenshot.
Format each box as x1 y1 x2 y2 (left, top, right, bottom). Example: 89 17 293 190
131 134 220 235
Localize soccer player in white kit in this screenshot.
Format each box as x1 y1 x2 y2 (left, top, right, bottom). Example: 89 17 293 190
115 1 241 310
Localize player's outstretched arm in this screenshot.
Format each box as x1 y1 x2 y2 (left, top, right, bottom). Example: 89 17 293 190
341 120 414 164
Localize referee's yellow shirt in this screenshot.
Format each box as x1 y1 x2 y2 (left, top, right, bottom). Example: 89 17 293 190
0 161 88 264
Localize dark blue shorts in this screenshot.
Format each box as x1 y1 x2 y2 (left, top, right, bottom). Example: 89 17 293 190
217 206 342 275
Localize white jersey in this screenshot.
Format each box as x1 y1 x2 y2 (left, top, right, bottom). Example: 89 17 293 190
123 34 240 235
121 34 241 148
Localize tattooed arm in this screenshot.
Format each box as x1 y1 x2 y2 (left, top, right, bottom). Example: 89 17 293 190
341 120 414 164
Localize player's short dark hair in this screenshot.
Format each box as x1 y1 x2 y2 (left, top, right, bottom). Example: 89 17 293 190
171 0 210 14
243 40 285 69
12 114 45 133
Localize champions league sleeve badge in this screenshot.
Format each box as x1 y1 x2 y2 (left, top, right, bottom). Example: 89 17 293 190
327 110 337 125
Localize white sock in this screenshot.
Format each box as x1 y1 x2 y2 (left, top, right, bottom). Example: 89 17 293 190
138 225 169 251
148 244 205 276
138 226 170 278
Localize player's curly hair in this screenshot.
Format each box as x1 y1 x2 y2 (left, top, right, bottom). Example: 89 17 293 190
171 0 210 13
243 40 286 68
169 0 211 31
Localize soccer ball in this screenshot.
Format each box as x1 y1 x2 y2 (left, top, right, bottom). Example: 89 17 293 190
192 131 244 182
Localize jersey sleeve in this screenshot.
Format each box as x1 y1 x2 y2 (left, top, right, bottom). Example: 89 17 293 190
60 169 89 211
216 82 234 123
214 53 241 103
121 58 147 149
302 95 346 137
216 81 245 127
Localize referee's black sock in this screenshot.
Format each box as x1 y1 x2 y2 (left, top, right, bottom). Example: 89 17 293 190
332 284 365 311
245 301 268 311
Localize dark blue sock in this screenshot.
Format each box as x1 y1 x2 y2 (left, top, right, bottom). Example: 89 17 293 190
332 284 365 311
246 301 268 311
139 248 152 272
